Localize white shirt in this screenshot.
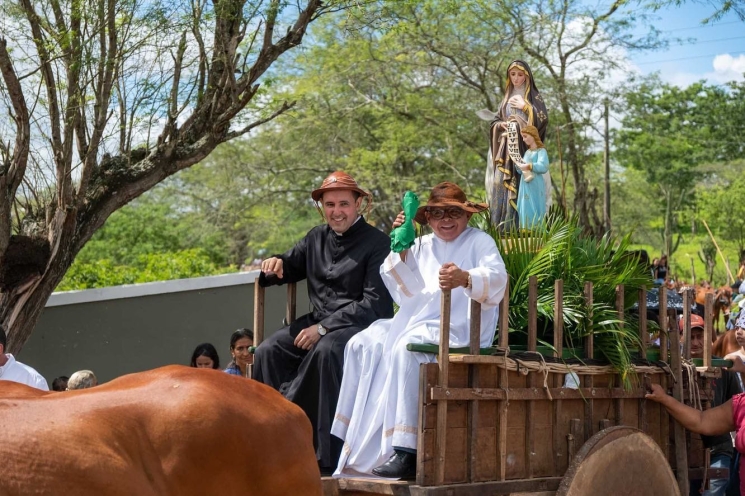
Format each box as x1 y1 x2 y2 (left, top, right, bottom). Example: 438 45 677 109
0 354 49 391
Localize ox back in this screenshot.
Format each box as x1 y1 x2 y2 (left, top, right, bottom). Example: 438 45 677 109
0 366 321 496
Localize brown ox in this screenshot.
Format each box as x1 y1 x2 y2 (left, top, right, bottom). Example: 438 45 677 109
0 366 321 496
694 284 733 335
713 329 741 358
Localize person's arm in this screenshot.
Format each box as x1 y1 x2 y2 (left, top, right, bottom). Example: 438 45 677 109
645 383 735 435
464 234 508 309
258 231 310 287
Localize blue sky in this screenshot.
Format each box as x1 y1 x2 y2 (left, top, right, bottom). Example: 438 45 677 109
627 4 745 86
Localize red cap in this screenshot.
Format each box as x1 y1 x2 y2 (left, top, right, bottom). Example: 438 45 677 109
678 314 705 333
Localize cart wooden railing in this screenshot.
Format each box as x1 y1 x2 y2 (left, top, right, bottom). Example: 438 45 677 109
411 278 719 495
252 277 722 495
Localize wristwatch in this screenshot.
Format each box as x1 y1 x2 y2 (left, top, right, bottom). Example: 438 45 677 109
317 324 327 336
466 273 473 290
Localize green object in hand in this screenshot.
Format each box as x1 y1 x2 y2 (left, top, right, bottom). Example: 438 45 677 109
390 191 419 253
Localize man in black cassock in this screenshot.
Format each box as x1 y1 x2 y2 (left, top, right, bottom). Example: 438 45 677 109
253 171 394 474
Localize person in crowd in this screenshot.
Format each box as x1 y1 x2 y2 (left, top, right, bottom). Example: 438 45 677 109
0 325 48 391
654 254 669 285
51 376 69 392
67 370 97 390
647 351 745 495
332 182 508 479
678 314 741 495
224 329 253 377
253 171 394 475
190 342 220 369
486 59 549 229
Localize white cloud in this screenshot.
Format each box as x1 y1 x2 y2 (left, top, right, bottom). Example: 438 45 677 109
650 53 745 87
706 54 745 83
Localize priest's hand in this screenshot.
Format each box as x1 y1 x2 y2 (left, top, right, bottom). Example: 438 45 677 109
439 263 469 290
392 210 411 262
261 257 284 279
392 210 407 229
294 325 322 350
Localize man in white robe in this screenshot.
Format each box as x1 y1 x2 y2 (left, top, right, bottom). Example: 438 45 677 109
331 182 508 479
0 326 49 391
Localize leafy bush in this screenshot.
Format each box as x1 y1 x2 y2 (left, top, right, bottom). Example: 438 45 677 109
57 249 235 291
478 209 653 386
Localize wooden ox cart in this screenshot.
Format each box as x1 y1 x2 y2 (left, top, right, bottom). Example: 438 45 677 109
252 279 726 496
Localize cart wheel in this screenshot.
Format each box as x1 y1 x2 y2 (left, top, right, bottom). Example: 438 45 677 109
557 426 680 496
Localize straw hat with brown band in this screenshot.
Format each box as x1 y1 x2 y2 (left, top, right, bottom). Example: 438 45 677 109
311 171 369 202
413 182 487 225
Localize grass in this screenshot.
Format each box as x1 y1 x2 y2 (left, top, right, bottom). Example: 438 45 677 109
630 234 741 286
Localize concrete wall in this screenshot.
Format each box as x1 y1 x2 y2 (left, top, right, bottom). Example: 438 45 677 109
20 272 309 384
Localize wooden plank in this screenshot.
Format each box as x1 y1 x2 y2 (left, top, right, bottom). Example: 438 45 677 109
496 281 509 481
498 279 509 348
553 280 564 359
431 386 651 401
336 478 413 495
659 295 670 461
704 293 713 369
637 261 649 431
469 299 481 356
417 363 436 486
253 283 265 346
670 308 689 496
639 373 648 433
445 354 668 370
406 477 562 496
682 290 692 360
568 418 581 461
552 280 564 476
525 276 538 478
467 299 481 482
612 285 624 428
527 276 538 352
286 282 297 325
435 290 451 486
638 286 647 358
496 359 508 480
583 282 594 442
406 344 494 355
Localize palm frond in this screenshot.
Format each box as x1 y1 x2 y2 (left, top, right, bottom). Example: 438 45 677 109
490 208 653 386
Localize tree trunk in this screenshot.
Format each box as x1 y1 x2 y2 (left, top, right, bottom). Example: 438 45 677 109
0 214 79 354
664 188 673 257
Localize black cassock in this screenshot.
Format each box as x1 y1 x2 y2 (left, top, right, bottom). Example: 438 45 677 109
253 217 394 469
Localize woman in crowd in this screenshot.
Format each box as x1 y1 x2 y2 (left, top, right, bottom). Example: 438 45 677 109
224 328 254 377
189 342 220 369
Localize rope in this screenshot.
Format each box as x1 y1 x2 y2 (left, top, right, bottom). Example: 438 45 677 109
682 359 703 411
490 354 667 377
515 351 553 400
500 346 510 408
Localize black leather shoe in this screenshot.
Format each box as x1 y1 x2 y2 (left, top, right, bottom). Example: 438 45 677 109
372 450 417 479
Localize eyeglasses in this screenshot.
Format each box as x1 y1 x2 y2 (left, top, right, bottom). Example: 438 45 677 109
426 207 465 220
